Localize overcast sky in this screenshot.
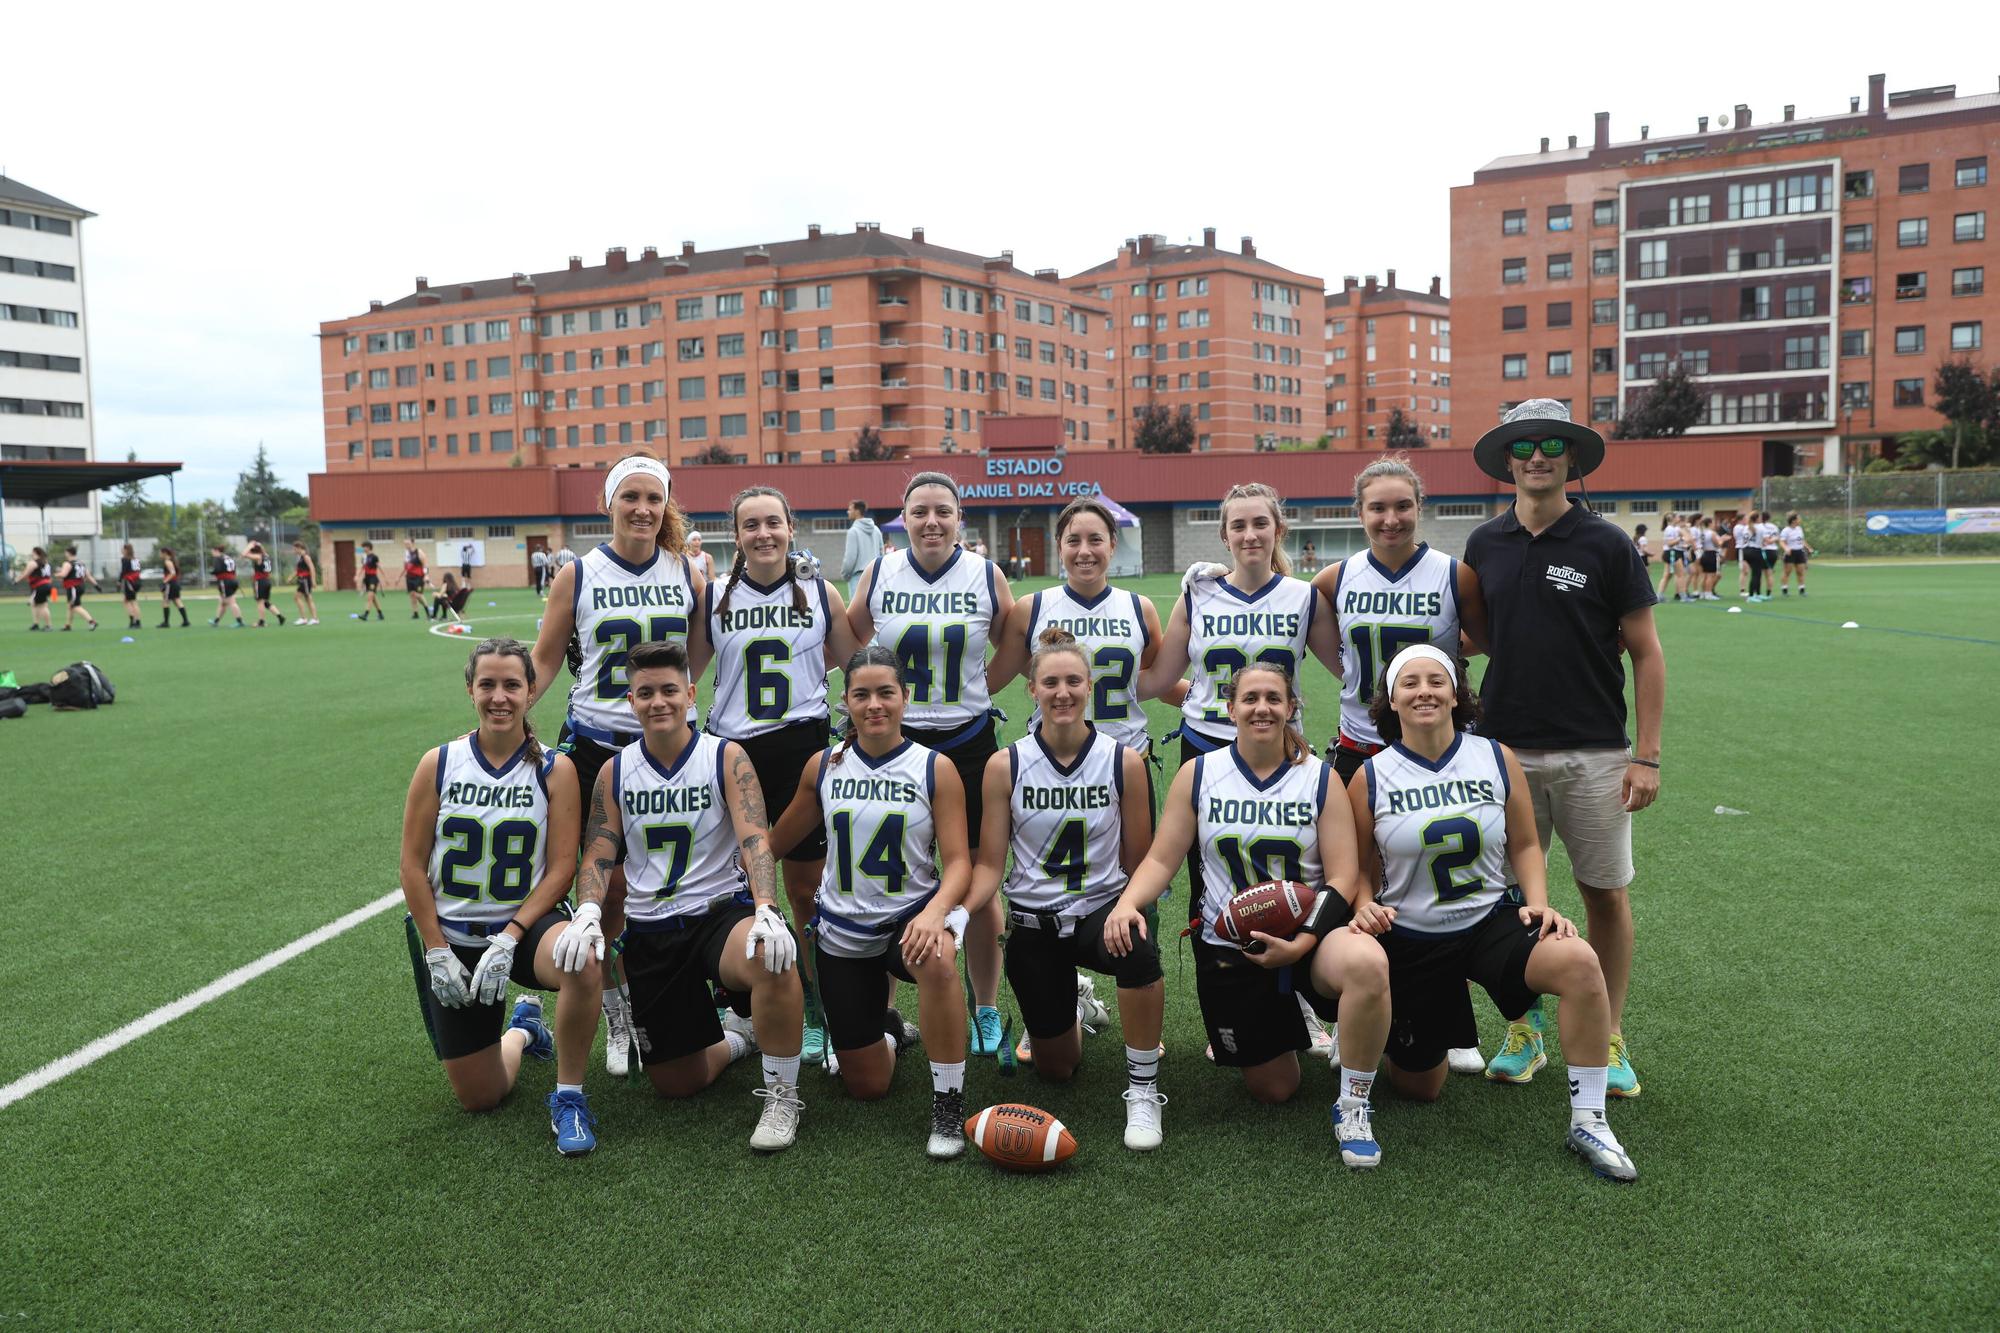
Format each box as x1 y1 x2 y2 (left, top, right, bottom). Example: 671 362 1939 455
8 1 1988 504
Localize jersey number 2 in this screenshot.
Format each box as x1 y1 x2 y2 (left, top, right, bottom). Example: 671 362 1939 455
439 817 538 903
1421 816 1483 902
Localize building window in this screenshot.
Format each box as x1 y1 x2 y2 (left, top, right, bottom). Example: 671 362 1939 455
1842 276 1873 305
718 334 744 357
720 413 747 437
1845 170 1874 200
678 337 705 360
1893 378 1924 407
1953 266 1985 297
1841 329 1869 357
1955 211 1986 243
1593 199 1618 227
1547 351 1573 377
1841 381 1871 410
1727 181 1773 219
1501 305 1527 331
1899 164 1930 194
1548 205 1572 232
1501 354 1527 380
1783 284 1817 318
1782 334 1828 370
1547 302 1572 329
679 416 708 440
1958 156 1990 188
1502 209 1526 236
1547 253 1573 280
819 409 835 431
1592 298 1616 325
1896 271 1928 300
676 297 704 321
1592 347 1615 373
1633 350 1666 380
1591 395 1616 422
1501 257 1526 284
1669 193 1711 226
1739 285 1771 321
1592 248 1617 276
1894 326 1926 355
1844 223 1873 253
1899 218 1930 247
1637 240 1667 280
1952 321 1983 351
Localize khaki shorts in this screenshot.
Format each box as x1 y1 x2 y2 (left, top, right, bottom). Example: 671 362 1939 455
1513 747 1634 891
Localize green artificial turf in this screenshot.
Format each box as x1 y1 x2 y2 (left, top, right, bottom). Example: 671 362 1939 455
1 565 1994 1330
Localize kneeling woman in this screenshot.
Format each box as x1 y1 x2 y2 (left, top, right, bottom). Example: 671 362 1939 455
1105 661 1395 1168
1348 645 1638 1182
572 641 807 1153
770 646 974 1160
397 638 602 1153
969 628 1164 1151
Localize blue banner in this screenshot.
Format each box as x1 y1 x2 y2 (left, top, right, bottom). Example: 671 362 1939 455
1864 509 1947 535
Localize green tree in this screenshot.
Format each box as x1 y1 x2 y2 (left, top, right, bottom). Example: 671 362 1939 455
1134 404 1194 454
1929 359 1996 469
101 449 151 536
1386 409 1425 449
848 425 894 462
1615 361 1704 439
233 444 306 541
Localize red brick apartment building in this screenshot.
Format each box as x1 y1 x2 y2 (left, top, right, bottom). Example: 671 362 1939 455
1452 73 1999 470
318 226 1112 474
1068 231 1325 451
1323 271 1452 447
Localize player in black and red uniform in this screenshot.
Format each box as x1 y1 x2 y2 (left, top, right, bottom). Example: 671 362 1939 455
118 543 144 628
358 542 385 620
159 547 190 627
403 539 430 619
290 540 320 625
16 546 55 631
57 545 100 632
209 544 244 628
243 542 287 628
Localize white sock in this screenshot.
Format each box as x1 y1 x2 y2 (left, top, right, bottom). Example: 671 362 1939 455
882 1033 897 1056
723 1030 752 1062
763 1054 800 1088
1569 1065 1608 1115
556 1082 583 1097
930 1060 965 1095
1124 1044 1161 1089
1340 1066 1376 1104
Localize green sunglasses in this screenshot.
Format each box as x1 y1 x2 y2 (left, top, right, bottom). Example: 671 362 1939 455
1509 437 1570 460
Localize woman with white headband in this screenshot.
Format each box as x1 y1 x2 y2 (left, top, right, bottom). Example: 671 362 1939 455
1344 643 1639 1181
530 451 705 1077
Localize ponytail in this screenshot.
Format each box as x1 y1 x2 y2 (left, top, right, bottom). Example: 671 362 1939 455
1028 625 1088 681
1220 482 1293 576
717 547 748 621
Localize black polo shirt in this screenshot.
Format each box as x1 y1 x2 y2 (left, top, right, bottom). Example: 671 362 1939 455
1463 500 1657 750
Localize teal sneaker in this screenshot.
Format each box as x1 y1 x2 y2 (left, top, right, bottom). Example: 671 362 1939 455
1485 1006 1545 1084
801 984 827 1066
509 994 554 1062
970 1005 1004 1057
1607 1031 1642 1099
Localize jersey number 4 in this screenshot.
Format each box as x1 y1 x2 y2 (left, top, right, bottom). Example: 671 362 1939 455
595 614 689 700
439 817 538 903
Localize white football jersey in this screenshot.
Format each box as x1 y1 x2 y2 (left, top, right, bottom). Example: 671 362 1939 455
1180 574 1317 746
1191 745 1331 949
813 739 941 958
1367 735 1514 935
1779 524 1807 552
614 730 745 924
1024 583 1153 750
868 548 996 733
1756 521 1781 550
1002 728 1129 916
1661 523 1683 552
705 572 833 739
1327 545 1461 749
568 544 698 743
429 733 554 940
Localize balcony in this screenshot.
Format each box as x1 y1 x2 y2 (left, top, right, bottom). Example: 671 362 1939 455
880 377 909 390
876 295 909 308
880 419 911 432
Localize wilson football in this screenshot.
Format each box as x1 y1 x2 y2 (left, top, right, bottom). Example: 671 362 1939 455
1214 879 1317 950
965 1103 1077 1171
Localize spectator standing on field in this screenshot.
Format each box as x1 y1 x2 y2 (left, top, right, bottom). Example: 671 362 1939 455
1732 512 1755 598
1464 398 1664 1102
531 546 550 599
840 499 883 600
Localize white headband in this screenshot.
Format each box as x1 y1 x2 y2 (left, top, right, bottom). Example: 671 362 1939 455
1385 643 1457 690
604 456 672 508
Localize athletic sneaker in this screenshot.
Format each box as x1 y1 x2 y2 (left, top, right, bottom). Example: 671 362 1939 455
548 1089 597 1155
603 992 632 1078
1567 1112 1637 1182
1798 588 1808 598
1448 1045 1487 1075
1300 995 1336 1065
749 1080 803 1152
886 1009 920 1054
509 994 553 1061
1076 976 1111 1034
801 985 827 1066
970 1005 1004 1057
1015 1031 1035 1065
927 1088 967 1159
1486 1010 1546 1084
1332 1097 1381 1169
721 1008 760 1055
1122 1086 1167 1151
1607 1032 1642 1098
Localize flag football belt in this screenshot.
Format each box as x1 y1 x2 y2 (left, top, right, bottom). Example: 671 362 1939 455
565 720 641 748
814 889 939 938
1008 908 1088 937
1336 733 1384 757
438 907 572 942
624 890 754 934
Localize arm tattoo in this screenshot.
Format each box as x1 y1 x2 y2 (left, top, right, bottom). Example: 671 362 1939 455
729 747 778 905
578 766 621 907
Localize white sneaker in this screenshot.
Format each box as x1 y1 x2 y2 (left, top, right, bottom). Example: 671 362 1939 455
603 993 631 1078
1299 995 1336 1065
722 1008 760 1057
749 1080 803 1152
927 1088 967 1159
1076 975 1111 1034
1122 1085 1167 1151
1448 1045 1487 1075
1334 1096 1381 1169
1568 1112 1637 1182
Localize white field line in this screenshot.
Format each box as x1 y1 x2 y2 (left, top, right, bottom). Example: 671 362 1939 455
426 612 546 640
0 889 404 1111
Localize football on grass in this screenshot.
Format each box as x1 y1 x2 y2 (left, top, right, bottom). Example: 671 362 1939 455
965 1103 1077 1171
1214 879 1317 950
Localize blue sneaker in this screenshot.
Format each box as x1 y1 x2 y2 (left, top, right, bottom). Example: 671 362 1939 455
1486 1004 1546 1084
509 994 553 1061
970 1005 1004 1057
548 1089 597 1155
1332 1098 1381 1170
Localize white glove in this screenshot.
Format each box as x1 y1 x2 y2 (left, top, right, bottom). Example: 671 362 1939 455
467 932 517 1006
552 902 605 973
943 905 969 955
425 946 474 1008
746 903 796 973
1181 561 1228 593
789 549 822 583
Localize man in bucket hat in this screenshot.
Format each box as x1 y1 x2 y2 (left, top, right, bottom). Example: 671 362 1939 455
1463 400 1664 1100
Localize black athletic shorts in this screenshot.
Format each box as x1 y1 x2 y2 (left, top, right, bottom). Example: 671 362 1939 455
1784 550 1808 565
364 574 380 590
31 586 50 606
122 580 141 600
622 899 759 1064
163 580 180 601
254 578 273 602
1191 892 1350 1068
1381 895 1540 1074
407 906 572 1062
903 716 997 850
724 719 831 861
461 563 473 580
406 575 424 594
814 937 917 1054
1699 552 1719 574
1004 897 1162 1040
217 579 239 599
557 725 634 807
297 577 314 596
1325 740 1379 787
64 585 83 607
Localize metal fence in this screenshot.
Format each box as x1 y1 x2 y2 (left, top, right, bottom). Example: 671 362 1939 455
1761 471 2000 558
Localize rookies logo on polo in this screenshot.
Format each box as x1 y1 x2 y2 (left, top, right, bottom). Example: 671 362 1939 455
1545 564 1588 593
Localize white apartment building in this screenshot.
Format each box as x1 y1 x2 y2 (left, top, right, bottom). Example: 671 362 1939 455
1 175 97 561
